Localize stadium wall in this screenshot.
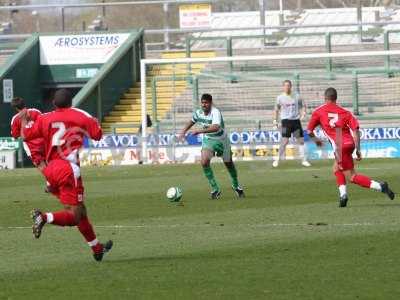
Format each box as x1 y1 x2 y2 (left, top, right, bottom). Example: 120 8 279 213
0 30 144 137
79 128 400 166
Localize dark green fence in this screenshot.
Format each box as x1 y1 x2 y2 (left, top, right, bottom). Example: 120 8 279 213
0 34 41 136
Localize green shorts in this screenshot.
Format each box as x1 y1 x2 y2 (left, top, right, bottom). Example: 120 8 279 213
202 137 231 158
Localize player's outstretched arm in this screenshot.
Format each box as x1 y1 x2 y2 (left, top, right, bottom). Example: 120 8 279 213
20 110 42 141
192 124 220 136
300 99 307 120
10 119 20 139
178 121 195 141
348 112 361 160
306 110 323 146
273 103 280 129
353 129 362 161
86 117 103 141
307 130 324 147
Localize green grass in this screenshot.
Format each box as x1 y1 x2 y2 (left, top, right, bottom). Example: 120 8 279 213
0 158 399 300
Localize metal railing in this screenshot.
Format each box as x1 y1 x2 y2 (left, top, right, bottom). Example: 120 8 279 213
0 0 215 34
184 29 400 74
146 54 400 130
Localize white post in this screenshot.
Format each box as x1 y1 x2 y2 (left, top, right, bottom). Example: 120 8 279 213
140 60 148 163
279 0 283 13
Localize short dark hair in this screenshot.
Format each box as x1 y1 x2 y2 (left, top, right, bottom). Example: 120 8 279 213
325 87 337 101
53 89 72 108
201 93 212 102
11 97 25 110
283 80 292 86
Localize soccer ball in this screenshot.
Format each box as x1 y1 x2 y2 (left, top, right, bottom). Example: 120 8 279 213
166 187 183 202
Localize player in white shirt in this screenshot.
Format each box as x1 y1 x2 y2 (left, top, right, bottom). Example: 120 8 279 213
272 80 311 168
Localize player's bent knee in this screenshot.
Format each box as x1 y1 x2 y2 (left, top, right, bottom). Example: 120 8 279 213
65 205 84 224
344 170 356 182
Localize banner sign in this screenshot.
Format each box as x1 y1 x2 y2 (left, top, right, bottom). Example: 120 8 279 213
39 33 130 65
79 127 400 166
0 150 16 169
85 127 400 149
179 4 211 29
76 68 98 79
80 147 201 166
2 79 13 103
79 140 400 167
0 137 20 150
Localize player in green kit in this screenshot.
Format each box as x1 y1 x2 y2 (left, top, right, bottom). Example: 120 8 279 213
179 93 244 199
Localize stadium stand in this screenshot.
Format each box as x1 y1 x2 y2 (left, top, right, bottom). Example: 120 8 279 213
1 7 399 136
155 73 400 135
191 7 400 49
101 51 216 134
134 7 400 135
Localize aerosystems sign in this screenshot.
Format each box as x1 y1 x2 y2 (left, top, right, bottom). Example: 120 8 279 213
39 33 130 65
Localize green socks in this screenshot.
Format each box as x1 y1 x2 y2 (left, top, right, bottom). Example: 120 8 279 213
226 164 239 189
203 164 240 192
203 166 220 192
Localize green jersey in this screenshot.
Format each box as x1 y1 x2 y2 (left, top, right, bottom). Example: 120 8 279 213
191 106 226 140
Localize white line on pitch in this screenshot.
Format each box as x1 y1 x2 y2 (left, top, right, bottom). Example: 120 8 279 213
0 222 392 230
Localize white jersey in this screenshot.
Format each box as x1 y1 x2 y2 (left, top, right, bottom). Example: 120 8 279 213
276 92 303 120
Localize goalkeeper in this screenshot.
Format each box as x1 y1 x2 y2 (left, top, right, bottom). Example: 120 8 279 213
272 80 311 168
179 93 244 199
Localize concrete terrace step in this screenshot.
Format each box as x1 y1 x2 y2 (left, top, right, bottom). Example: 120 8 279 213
110 109 170 117
147 69 203 76
129 86 187 93
122 92 184 99
104 116 144 122
119 99 173 105
161 51 216 59
114 102 172 109
151 64 207 70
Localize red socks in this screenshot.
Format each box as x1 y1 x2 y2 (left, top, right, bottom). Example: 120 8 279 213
77 216 102 253
43 210 78 226
351 174 372 188
42 210 102 254
335 171 373 189
334 171 346 186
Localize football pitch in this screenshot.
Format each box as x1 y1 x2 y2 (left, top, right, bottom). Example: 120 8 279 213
1 158 399 300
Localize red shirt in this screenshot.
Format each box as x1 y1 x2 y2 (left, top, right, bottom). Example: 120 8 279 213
23 107 102 163
307 102 359 148
11 108 44 157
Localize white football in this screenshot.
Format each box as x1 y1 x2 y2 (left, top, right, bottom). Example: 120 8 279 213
166 187 183 202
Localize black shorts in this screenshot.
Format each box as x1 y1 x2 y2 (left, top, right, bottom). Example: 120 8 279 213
281 119 304 138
